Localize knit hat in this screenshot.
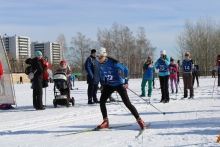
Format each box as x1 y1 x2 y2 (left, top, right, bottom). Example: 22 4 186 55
185 52 190 56
170 58 174 62
148 56 152 59
35 51 42 57
99 47 107 56
91 49 96 54
160 50 166 55
60 60 66 65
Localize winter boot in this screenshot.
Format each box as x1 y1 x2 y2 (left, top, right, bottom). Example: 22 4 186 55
137 118 146 129
97 117 109 129
171 89 174 93
176 89 178 93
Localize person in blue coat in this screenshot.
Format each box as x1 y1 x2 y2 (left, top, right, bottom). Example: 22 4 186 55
85 49 100 104
70 74 75 90
154 50 170 103
96 47 146 130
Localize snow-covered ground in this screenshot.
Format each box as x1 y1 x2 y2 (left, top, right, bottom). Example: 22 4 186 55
0 77 220 147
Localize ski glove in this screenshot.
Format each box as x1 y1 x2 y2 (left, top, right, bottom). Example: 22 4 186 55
123 84 128 89
123 79 128 89
100 85 105 92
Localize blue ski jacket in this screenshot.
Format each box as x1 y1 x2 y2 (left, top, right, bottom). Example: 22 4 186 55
85 55 100 84
154 56 170 76
100 58 129 86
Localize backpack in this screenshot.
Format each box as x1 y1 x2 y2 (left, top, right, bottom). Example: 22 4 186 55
82 57 94 76
25 58 37 80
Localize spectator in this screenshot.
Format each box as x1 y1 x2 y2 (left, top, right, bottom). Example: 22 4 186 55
154 50 170 103
70 74 75 90
31 51 48 110
20 76 23 84
177 60 181 84
168 58 178 93
182 52 194 98
212 69 216 78
0 55 5 95
55 60 72 101
140 56 154 97
192 60 199 87
85 49 100 104
216 55 220 86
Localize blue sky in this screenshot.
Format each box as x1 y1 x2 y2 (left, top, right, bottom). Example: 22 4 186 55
1 0 220 59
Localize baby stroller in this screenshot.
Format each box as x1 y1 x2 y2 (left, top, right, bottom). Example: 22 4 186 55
53 72 75 108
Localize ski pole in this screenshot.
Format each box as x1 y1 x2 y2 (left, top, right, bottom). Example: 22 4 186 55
212 77 217 99
45 87 46 107
178 83 182 93
127 88 166 115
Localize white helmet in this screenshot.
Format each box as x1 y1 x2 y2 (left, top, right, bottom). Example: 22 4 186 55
99 47 107 56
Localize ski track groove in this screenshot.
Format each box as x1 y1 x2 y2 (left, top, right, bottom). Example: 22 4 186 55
0 103 149 133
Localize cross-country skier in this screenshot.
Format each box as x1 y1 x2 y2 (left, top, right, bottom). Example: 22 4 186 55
154 50 170 103
182 52 194 98
97 47 146 130
168 58 178 93
216 55 220 86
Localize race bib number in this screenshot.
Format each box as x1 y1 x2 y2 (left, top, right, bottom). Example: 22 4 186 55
184 66 190 71
159 65 166 71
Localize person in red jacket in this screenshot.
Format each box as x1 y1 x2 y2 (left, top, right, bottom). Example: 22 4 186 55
0 61 5 95
168 58 178 93
216 55 220 86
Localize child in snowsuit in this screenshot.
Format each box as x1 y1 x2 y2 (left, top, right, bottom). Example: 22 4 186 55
168 58 178 93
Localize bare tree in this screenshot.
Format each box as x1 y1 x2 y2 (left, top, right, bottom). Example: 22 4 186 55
56 33 67 60
176 17 220 76
97 23 156 78
69 32 95 70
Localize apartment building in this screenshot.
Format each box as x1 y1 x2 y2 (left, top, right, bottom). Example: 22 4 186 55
3 35 31 60
31 42 61 64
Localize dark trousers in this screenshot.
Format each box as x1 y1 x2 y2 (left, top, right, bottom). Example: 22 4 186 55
100 84 139 119
33 79 43 109
159 75 169 101
183 72 194 97
192 72 199 86
218 69 220 86
88 84 98 102
177 72 180 83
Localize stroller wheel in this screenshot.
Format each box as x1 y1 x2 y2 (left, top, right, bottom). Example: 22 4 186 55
53 99 57 108
71 97 75 106
66 99 69 107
